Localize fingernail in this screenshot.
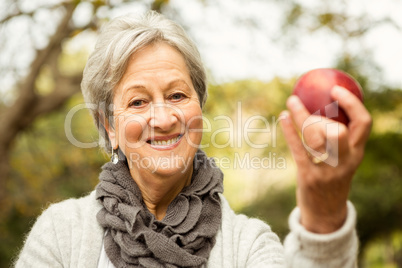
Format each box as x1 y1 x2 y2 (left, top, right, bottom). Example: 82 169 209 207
287 95 300 109
280 111 289 119
332 85 347 96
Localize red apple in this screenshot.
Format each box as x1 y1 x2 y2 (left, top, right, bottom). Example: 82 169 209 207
292 68 364 125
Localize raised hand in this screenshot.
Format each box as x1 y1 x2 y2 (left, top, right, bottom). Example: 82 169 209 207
280 85 372 233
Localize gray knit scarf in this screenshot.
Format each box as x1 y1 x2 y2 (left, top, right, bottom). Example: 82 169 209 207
95 150 224 268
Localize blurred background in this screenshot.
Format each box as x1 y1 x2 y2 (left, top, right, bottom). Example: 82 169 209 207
1 0 401 267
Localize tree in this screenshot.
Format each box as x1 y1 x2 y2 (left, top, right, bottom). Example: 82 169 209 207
0 0 169 212
2 0 402 266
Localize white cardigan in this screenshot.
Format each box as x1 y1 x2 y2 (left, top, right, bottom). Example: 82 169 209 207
15 191 358 267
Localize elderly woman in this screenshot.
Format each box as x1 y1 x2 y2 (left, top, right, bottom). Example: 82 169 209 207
16 11 371 268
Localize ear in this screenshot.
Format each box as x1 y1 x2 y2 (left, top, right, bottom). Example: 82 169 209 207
99 111 118 149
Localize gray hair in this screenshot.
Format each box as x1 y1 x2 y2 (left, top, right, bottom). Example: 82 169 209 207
81 11 207 153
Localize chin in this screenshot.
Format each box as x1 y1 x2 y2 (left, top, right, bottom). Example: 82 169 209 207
152 166 191 177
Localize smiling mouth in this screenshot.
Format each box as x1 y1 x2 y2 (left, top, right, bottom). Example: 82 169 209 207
147 134 183 146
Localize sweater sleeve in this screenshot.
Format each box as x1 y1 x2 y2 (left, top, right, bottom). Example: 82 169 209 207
208 194 285 268
14 192 104 268
284 201 358 268
15 205 64 268
242 217 285 268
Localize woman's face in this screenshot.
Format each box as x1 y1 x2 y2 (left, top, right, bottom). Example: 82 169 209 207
110 42 203 177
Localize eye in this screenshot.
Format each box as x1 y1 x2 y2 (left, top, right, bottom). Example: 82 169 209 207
130 99 146 107
169 93 185 102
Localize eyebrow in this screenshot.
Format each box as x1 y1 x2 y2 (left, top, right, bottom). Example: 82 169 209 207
123 79 191 94
166 79 191 90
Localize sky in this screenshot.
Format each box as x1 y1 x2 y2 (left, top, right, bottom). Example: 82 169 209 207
168 0 402 87
1 0 402 98
71 0 402 88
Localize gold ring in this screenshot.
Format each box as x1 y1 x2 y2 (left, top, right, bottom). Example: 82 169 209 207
311 152 329 164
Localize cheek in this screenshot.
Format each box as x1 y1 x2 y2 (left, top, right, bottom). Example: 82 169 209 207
117 115 148 146
184 106 203 142
187 115 203 131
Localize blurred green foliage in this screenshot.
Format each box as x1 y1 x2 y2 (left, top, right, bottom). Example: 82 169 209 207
1 1 402 267
1 95 108 267
2 73 402 267
239 81 402 267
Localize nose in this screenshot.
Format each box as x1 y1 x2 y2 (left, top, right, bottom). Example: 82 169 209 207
149 103 179 131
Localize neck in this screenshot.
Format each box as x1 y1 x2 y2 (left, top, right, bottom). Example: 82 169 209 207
129 166 193 221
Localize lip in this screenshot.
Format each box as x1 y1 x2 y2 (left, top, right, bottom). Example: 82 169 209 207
147 133 183 151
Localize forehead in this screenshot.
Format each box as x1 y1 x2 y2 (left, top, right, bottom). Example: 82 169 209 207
114 42 194 99
125 42 190 77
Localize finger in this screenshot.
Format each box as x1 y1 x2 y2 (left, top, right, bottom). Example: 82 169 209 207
331 86 372 148
286 96 327 153
279 110 310 166
286 95 312 131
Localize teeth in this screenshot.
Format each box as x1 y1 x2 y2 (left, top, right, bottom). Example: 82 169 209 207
150 136 180 146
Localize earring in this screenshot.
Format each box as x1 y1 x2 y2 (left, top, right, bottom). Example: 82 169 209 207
111 148 119 164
